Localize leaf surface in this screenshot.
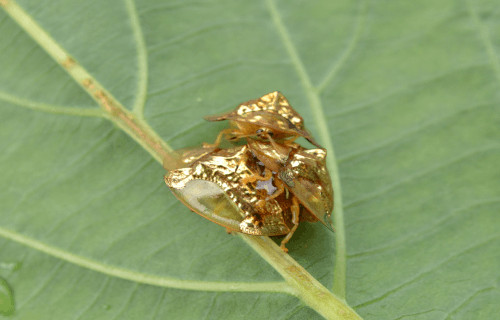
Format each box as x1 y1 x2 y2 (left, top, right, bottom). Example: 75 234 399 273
1 0 499 319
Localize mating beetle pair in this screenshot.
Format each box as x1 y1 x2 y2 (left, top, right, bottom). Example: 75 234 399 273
165 91 333 252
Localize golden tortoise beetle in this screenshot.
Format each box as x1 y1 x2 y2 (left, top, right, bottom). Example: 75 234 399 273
204 91 322 149
165 143 333 252
164 92 333 251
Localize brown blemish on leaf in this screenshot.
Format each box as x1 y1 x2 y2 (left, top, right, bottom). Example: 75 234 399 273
286 266 309 282
82 78 94 90
61 56 76 69
0 0 8 8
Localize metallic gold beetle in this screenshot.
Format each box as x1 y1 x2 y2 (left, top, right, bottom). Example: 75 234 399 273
164 92 333 252
204 91 322 149
165 144 333 252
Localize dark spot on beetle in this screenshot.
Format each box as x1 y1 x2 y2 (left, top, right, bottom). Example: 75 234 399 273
251 213 263 228
256 128 273 138
284 117 297 129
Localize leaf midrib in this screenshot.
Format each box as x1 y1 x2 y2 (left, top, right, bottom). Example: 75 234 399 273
0 225 294 294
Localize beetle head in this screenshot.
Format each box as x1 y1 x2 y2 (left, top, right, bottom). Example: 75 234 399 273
255 127 274 139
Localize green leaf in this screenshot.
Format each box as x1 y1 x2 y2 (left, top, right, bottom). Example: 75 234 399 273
1 0 499 319
0 277 14 316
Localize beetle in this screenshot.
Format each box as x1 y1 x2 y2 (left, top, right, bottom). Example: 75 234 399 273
203 92 331 221
246 139 334 230
164 143 333 252
204 91 322 149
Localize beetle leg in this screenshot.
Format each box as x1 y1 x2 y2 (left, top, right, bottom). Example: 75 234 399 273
260 168 273 180
280 196 300 253
283 136 299 147
240 167 273 185
263 132 283 152
203 128 240 148
266 177 285 201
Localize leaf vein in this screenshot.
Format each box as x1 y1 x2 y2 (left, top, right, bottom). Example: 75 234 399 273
7 129 116 219
467 0 500 84
354 235 500 309
0 90 105 117
338 102 493 163
0 225 295 294
328 62 489 119
148 20 252 53
345 145 500 209
317 0 367 92
150 289 167 320
443 286 496 320
101 200 178 256
125 0 149 117
112 283 140 320
43 158 156 238
348 198 500 258
201 292 219 320
265 0 348 298
73 278 111 320
17 260 65 309
148 60 244 97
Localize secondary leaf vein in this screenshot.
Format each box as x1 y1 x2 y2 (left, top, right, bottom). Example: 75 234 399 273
265 0 348 298
0 90 105 117
354 235 500 309
0 225 294 294
467 0 500 84
317 0 367 92
125 0 149 117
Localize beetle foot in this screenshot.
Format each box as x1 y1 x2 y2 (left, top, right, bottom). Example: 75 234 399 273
279 243 289 253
